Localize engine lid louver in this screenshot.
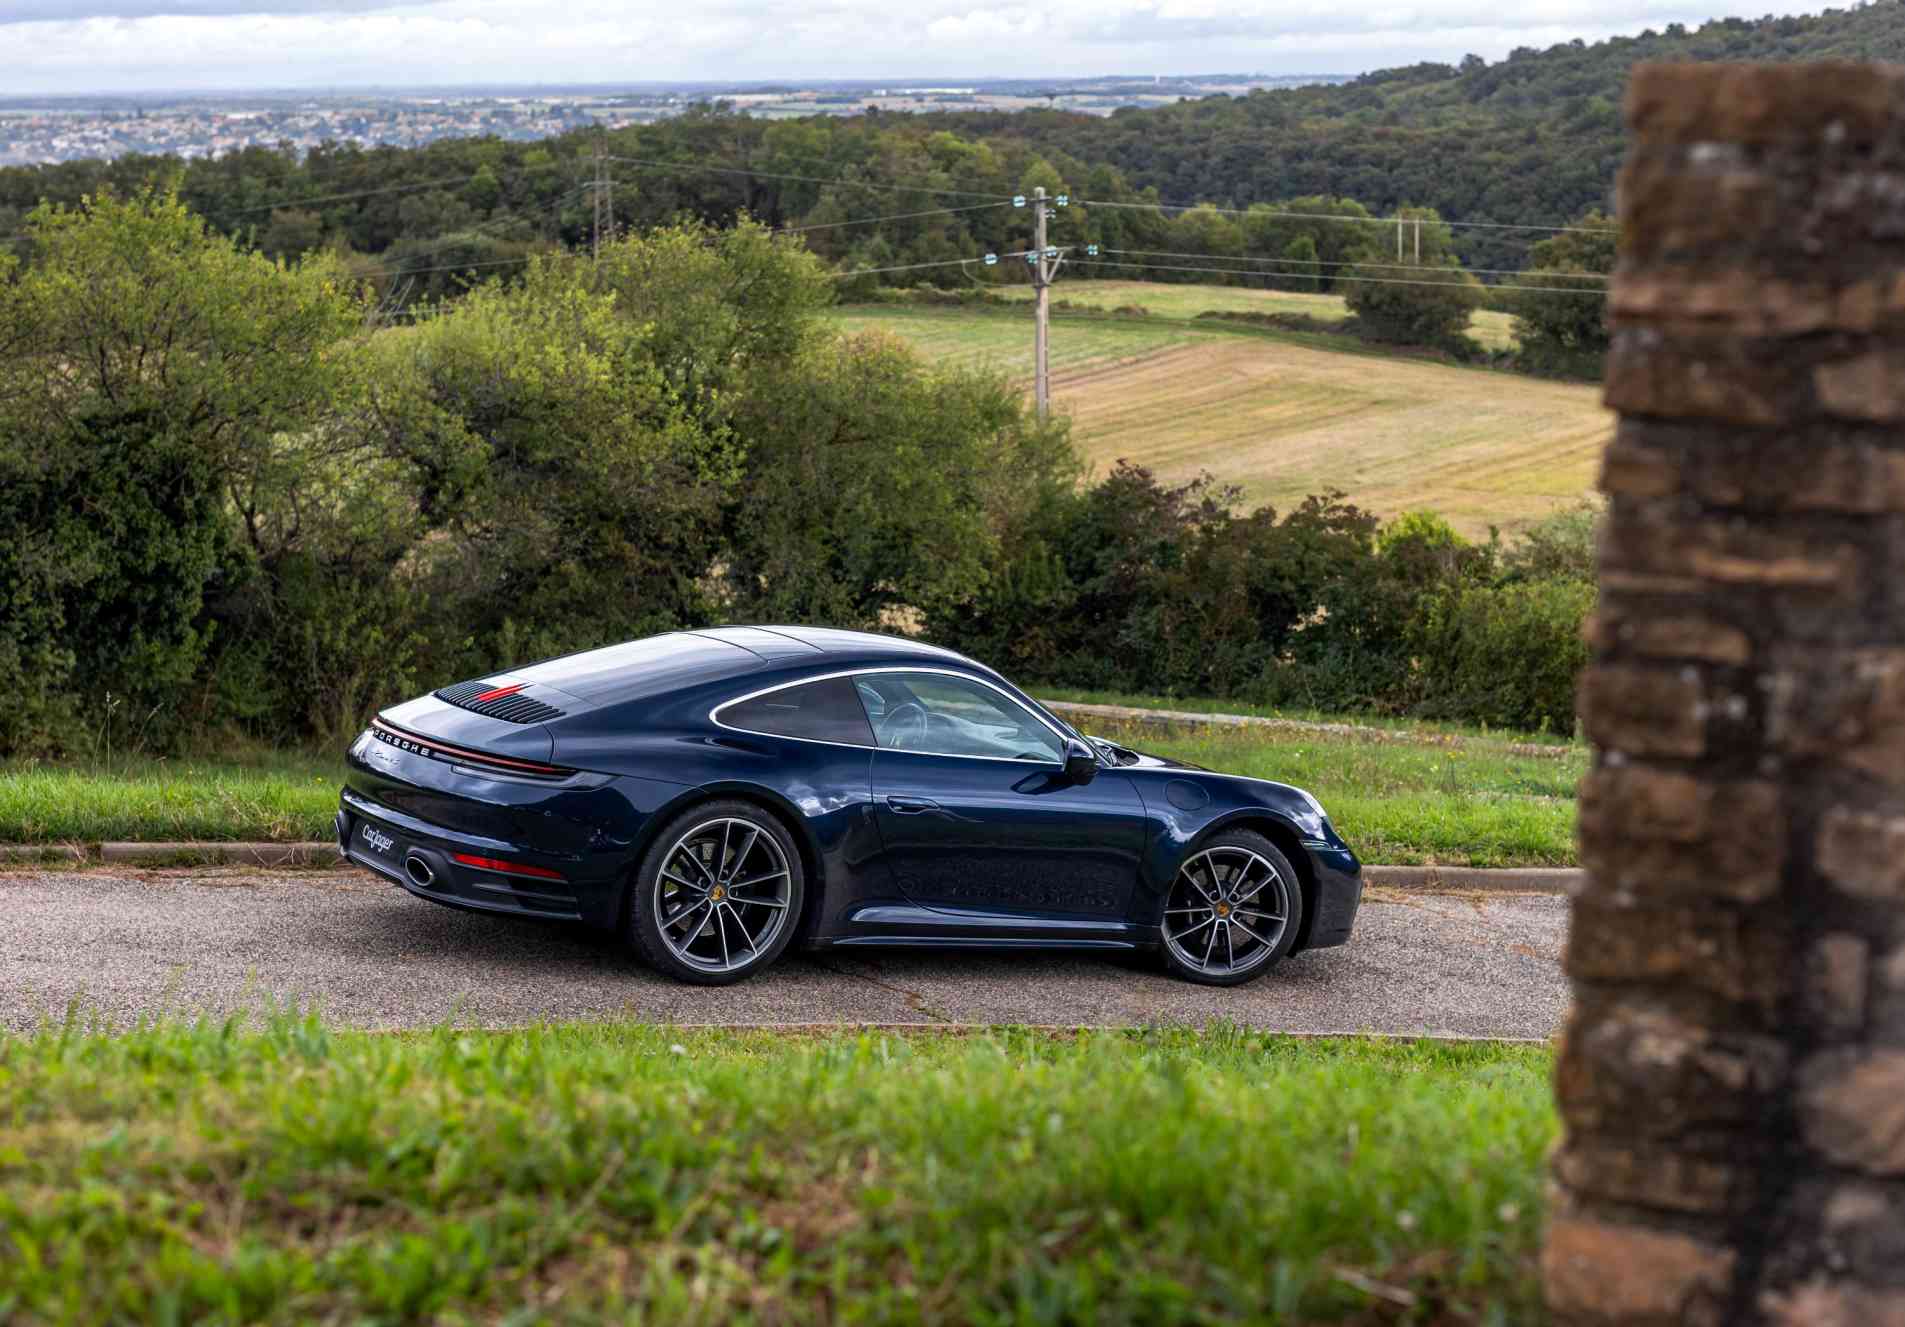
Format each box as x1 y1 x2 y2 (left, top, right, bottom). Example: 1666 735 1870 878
436 678 566 725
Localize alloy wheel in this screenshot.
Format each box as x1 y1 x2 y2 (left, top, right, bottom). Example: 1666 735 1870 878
654 817 793 975
1161 845 1292 979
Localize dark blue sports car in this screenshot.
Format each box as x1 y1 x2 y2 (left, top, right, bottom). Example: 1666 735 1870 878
339 627 1362 986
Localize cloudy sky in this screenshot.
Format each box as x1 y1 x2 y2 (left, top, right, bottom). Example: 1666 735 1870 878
0 1 1837 95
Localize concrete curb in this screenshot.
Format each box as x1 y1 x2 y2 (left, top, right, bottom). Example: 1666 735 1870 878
8 841 1575 892
94 841 345 867
1362 865 1577 895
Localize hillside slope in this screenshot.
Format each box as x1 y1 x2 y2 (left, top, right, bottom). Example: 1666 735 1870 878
832 304 1610 533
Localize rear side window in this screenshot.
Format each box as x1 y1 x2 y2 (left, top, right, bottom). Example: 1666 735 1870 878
718 677 876 747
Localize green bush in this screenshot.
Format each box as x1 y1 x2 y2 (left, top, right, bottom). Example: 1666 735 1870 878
1413 577 1595 733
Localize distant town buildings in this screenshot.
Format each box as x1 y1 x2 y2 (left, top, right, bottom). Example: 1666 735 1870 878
0 75 1347 166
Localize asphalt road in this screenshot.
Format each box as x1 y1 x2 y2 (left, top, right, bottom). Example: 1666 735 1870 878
1 866 1569 1039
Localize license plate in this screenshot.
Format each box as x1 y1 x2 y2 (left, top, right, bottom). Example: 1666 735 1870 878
354 819 402 868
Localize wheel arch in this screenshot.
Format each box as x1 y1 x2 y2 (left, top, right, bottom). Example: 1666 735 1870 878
1188 810 1320 954
616 782 827 946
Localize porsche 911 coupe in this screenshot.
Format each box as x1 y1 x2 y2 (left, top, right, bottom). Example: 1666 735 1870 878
338 627 1362 985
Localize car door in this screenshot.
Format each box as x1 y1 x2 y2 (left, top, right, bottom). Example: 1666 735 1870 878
859 669 1148 920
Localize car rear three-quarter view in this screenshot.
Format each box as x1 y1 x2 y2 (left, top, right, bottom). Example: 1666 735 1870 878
340 626 1363 985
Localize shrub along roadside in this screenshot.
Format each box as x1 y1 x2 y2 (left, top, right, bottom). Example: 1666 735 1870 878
1 190 1593 759
0 1019 1555 1324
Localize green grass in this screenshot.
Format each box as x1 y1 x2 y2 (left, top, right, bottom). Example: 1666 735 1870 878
0 707 1582 865
986 279 1525 352
0 1017 1555 1324
1101 722 1581 869
0 753 342 844
830 301 1227 376
1035 686 1584 749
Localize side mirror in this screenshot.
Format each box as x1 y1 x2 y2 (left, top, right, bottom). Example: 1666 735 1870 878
1061 738 1098 785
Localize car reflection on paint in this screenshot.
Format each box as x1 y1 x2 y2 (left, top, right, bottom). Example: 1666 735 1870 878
339 627 1362 986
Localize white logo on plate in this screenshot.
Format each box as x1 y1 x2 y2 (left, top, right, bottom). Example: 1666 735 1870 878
359 824 394 855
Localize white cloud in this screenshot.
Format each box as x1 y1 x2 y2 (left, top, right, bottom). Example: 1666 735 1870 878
0 0 1842 94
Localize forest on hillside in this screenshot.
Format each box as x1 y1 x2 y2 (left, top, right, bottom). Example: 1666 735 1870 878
0 5 1889 294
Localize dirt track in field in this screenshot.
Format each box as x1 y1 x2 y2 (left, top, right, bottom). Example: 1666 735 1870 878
2 866 1568 1039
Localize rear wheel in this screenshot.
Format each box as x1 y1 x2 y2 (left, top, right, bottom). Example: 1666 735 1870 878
1158 830 1303 986
628 800 805 986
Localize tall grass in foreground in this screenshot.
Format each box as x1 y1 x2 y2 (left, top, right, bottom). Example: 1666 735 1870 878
0 1018 1554 1324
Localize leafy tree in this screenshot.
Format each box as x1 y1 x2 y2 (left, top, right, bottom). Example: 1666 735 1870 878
725 334 1073 628
1512 209 1616 376
0 188 360 750
1342 208 1481 349
347 259 733 674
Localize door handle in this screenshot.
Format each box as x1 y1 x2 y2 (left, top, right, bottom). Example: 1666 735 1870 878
884 795 940 815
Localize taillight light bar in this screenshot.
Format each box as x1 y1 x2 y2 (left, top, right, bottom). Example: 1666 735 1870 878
452 852 567 882
369 717 573 778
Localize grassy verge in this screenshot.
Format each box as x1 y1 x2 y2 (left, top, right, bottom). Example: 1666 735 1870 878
0 707 1581 865
0 1018 1554 1324
0 753 343 844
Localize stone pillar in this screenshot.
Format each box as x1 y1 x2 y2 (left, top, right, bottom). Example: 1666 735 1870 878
1547 63 1905 1327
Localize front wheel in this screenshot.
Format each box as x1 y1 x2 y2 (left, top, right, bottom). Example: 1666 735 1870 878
1158 831 1303 986
628 800 805 985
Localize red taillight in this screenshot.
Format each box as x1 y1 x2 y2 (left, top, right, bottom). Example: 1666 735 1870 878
452 852 566 882
473 682 526 703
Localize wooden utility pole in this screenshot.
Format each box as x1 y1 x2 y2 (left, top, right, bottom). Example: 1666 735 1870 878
1033 185 1050 420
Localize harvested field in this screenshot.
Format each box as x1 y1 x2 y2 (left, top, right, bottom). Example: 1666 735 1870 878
831 304 1612 535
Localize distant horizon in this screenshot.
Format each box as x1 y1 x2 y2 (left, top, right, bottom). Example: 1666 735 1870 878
0 71 1358 105
0 2 1838 99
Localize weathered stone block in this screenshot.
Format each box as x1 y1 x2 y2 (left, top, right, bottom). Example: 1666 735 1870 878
1579 664 1708 758
1762 1280 1905 1327
1626 62 1905 151
1578 836 1785 905
1544 1215 1735 1326
1589 610 1753 665
1770 651 1905 785
1605 337 1792 426
1556 998 1789 1137
1550 1137 1744 1215
1805 934 1871 1036
1816 349 1905 424
1816 809 1905 900
1799 1048 1905 1175
1578 765 1781 847
1569 901 1790 1014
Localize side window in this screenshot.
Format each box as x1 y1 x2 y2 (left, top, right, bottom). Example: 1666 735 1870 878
719 677 877 747
866 672 1066 763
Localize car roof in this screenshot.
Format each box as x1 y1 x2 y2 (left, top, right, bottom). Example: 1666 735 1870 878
508 627 987 705
694 625 973 665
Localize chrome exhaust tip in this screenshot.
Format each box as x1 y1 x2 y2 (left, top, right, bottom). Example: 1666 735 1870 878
404 853 436 888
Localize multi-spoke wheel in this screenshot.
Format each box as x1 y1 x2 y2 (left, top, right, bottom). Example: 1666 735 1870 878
628 801 805 985
1158 831 1304 986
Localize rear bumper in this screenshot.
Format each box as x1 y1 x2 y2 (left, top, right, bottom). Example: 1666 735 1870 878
339 788 610 924
1299 845 1363 951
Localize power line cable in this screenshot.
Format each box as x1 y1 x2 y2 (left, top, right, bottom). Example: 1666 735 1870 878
1095 246 1608 282
827 250 1043 280
1073 256 1608 296
1079 196 1618 236
776 200 1011 235
206 174 483 218
606 153 1010 201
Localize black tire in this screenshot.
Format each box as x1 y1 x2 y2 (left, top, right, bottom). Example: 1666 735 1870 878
1157 829 1304 987
627 799 806 986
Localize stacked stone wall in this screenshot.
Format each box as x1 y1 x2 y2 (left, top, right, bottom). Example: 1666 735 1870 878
1548 62 1905 1327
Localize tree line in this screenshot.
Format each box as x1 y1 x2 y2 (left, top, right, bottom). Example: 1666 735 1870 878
0 191 1593 758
